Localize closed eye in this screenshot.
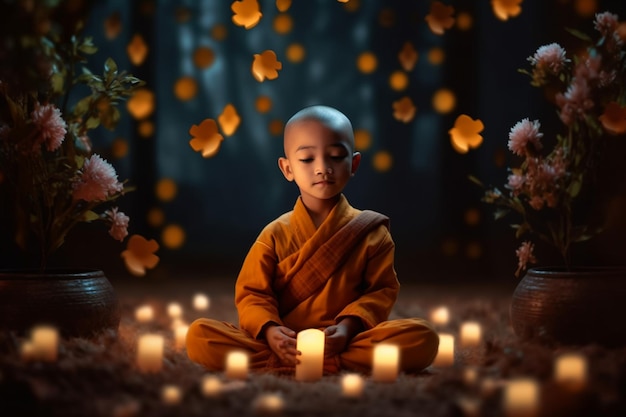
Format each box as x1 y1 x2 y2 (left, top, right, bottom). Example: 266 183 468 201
299 158 314 163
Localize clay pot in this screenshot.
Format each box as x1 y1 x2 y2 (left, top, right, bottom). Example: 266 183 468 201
510 266 626 347
0 268 120 337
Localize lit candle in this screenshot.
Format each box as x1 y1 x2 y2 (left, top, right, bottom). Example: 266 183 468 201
193 293 210 310
225 350 249 380
20 340 35 362
371 343 400 382
174 324 189 351
430 306 449 325
201 374 223 397
252 392 284 416
295 328 325 382
463 366 479 386
31 325 59 362
460 321 482 347
161 385 182 405
554 353 587 391
135 305 154 322
167 302 183 319
503 378 539 417
432 333 454 367
341 373 365 397
137 334 164 372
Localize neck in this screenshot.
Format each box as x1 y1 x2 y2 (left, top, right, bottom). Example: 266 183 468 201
300 194 341 228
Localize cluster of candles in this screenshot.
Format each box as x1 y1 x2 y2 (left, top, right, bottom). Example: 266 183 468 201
18 299 589 415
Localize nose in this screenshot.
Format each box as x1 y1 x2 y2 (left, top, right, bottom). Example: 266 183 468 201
315 165 333 175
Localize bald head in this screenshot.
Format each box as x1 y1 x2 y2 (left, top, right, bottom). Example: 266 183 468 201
284 105 355 154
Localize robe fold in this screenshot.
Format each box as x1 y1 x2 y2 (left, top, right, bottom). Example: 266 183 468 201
186 194 439 374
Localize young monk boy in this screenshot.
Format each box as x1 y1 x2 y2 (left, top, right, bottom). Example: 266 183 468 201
186 105 439 374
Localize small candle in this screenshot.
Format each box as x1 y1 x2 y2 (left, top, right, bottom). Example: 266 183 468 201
432 333 454 367
371 343 400 382
20 340 36 362
463 366 479 386
201 374 223 397
135 305 154 322
295 328 325 382
225 350 249 380
174 324 189 351
137 334 164 372
31 325 59 362
460 321 482 347
167 302 183 319
430 306 449 325
161 385 182 405
503 378 539 417
252 392 284 416
554 353 587 391
341 373 365 397
193 293 210 310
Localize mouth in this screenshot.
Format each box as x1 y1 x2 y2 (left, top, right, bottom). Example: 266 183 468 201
313 180 335 186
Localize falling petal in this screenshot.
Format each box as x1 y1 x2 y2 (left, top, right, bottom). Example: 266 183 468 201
189 119 225 158
218 104 241 136
232 0 263 29
392 96 417 123
127 34 148 66
449 114 484 154
398 41 418 72
104 11 122 40
491 0 523 21
251 50 282 82
276 0 292 12
425 1 456 35
121 235 160 277
599 102 626 135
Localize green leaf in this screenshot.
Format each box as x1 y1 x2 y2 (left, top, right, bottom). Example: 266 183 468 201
82 211 100 222
51 72 64 94
568 179 581 197
73 96 92 116
104 58 118 75
86 116 101 130
565 27 592 42
468 175 484 187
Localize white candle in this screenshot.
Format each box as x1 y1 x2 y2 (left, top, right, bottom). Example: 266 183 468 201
137 334 164 372
430 306 449 325
295 328 325 382
193 293 210 310
31 325 59 362
554 353 587 391
341 373 365 397
161 385 182 405
432 333 454 367
167 302 183 319
371 343 400 382
460 321 482 347
225 350 249 380
174 324 189 351
201 374 223 397
252 392 284 415
503 378 539 417
135 305 154 322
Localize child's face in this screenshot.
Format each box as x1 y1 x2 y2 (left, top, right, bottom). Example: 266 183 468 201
279 119 360 203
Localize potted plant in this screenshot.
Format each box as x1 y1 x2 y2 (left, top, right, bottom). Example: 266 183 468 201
0 1 143 336
472 11 626 346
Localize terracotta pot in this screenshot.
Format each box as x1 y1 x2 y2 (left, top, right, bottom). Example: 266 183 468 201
510 266 626 347
0 268 121 337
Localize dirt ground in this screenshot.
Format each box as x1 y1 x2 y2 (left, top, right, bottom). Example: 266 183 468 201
0 276 625 417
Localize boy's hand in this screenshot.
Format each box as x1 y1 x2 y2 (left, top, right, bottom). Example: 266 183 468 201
324 316 363 357
265 325 299 365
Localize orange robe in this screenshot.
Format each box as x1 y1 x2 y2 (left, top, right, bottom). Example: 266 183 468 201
186 194 439 374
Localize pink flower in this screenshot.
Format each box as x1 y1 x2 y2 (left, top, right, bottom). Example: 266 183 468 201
508 118 543 156
105 207 129 241
507 172 525 195
515 241 537 277
73 154 123 202
529 43 568 74
594 11 618 37
31 103 67 152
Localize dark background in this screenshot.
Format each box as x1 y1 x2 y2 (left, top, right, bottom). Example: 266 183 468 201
3 0 626 283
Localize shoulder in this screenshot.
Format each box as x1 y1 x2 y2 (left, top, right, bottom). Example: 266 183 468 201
256 210 293 243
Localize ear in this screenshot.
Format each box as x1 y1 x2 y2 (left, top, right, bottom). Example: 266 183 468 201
278 157 294 181
350 152 361 176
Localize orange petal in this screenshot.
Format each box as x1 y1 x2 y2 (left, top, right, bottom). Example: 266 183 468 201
398 41 418 72
425 1 456 35
231 0 263 29
251 50 282 82
448 114 484 152
189 119 225 158
121 234 160 277
392 96 417 123
127 34 148 66
104 11 122 40
218 104 241 136
599 102 626 135
491 0 523 21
